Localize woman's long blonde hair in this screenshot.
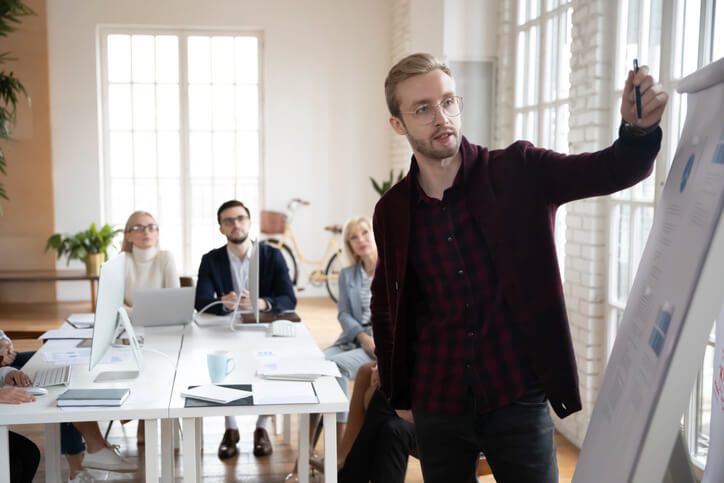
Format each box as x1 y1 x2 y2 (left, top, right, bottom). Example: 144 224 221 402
121 210 158 252
342 216 376 267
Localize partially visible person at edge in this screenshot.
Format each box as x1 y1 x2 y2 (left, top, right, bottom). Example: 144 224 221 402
370 52 668 482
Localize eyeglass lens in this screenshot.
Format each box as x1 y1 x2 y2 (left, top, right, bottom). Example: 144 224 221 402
222 215 249 226
130 224 158 232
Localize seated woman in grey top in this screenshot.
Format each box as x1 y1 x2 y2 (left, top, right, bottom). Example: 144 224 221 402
324 216 378 430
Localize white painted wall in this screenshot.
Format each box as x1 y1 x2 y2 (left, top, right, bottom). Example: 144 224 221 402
46 0 392 299
444 0 498 61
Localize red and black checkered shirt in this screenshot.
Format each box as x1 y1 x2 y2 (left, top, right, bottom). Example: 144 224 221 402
409 162 530 414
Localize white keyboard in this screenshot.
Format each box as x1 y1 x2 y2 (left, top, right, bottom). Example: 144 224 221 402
270 320 297 337
33 365 72 387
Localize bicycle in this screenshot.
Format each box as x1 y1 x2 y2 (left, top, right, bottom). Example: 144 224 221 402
260 198 344 303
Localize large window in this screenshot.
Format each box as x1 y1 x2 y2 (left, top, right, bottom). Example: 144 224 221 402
607 0 723 465
515 0 573 275
99 30 262 274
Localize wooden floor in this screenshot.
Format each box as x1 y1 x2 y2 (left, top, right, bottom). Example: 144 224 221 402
4 297 580 482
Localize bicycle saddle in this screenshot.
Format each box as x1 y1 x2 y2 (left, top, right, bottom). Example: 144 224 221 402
324 224 343 234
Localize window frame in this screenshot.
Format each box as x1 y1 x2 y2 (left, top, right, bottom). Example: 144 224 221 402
97 27 265 274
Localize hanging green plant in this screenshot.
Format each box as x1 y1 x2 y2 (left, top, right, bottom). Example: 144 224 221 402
0 0 35 214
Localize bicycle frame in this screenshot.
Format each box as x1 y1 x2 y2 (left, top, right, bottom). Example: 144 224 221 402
267 225 340 271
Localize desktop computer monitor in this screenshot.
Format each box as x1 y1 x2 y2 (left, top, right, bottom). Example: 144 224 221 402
89 253 143 380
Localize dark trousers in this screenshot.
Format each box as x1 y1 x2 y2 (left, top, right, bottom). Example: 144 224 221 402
339 389 416 483
9 431 40 483
413 388 558 483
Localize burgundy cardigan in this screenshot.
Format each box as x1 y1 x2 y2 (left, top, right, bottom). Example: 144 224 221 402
371 127 662 418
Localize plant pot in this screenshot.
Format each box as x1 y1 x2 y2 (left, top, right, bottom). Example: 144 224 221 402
84 253 104 277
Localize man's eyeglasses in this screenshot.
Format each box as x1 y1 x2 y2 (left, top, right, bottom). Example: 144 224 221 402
128 224 159 233
221 215 249 226
400 96 463 125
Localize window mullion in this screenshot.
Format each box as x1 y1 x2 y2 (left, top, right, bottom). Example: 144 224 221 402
178 33 192 274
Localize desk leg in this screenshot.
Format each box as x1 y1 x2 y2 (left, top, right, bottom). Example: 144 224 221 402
298 414 310 483
160 419 175 483
182 418 198 483
0 426 9 483
89 280 97 312
45 423 62 483
144 419 159 483
323 413 338 483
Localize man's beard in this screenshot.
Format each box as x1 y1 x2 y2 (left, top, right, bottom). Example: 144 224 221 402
227 234 248 245
406 129 460 160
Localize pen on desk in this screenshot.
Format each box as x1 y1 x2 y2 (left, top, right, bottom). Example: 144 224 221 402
633 58 642 119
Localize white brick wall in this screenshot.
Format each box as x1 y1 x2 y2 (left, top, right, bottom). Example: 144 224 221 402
390 0 413 175
495 0 618 447
557 0 617 447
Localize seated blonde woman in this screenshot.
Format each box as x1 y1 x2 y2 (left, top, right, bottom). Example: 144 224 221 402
122 210 180 308
323 217 378 440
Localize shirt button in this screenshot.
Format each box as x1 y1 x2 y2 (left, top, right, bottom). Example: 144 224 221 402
457 269 464 276
468 331 474 337
447 236 453 242
465 363 472 368
465 303 471 309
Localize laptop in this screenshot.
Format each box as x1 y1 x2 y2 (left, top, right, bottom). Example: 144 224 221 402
132 287 195 327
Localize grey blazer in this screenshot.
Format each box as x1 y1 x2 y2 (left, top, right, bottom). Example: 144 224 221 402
334 263 371 346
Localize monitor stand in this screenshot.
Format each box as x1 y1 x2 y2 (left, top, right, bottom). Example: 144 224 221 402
94 307 144 382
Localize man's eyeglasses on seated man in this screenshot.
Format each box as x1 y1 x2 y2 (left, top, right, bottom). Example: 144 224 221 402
400 95 463 125
221 214 250 227
128 224 159 233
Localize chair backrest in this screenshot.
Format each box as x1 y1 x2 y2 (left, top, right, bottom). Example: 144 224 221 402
179 276 194 287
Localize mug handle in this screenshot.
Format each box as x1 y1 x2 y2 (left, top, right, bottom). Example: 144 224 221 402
226 357 236 376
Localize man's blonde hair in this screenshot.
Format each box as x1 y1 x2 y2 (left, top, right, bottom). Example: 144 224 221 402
384 53 452 118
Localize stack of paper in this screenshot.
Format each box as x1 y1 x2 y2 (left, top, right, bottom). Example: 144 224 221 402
256 359 341 381
65 313 95 329
252 380 318 405
181 385 252 404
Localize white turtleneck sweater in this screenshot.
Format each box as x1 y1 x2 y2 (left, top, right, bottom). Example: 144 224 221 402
124 246 180 307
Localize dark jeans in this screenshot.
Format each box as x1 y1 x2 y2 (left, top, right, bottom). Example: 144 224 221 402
339 389 417 483
10 350 85 455
413 388 558 483
9 431 40 483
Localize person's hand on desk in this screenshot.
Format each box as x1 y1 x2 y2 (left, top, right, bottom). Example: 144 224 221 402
221 291 240 311
0 386 35 404
5 370 31 387
0 338 16 367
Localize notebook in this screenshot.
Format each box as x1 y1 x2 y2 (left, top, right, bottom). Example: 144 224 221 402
56 388 130 407
181 384 252 404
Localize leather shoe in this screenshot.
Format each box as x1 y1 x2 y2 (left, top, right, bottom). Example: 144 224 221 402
218 429 240 459
253 427 273 456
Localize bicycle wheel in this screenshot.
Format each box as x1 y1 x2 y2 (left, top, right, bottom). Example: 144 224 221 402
324 251 344 303
267 239 298 286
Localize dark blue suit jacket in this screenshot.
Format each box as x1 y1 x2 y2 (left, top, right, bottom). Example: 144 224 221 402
195 242 296 314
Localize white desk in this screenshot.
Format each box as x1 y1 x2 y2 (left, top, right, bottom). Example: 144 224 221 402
169 322 348 483
0 325 184 483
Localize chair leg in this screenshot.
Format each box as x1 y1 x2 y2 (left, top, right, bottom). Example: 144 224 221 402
104 421 114 441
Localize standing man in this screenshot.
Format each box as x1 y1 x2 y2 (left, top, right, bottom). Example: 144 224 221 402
370 53 668 482
196 199 296 459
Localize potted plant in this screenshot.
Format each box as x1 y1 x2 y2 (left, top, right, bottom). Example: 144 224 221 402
45 223 123 276
370 169 405 196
